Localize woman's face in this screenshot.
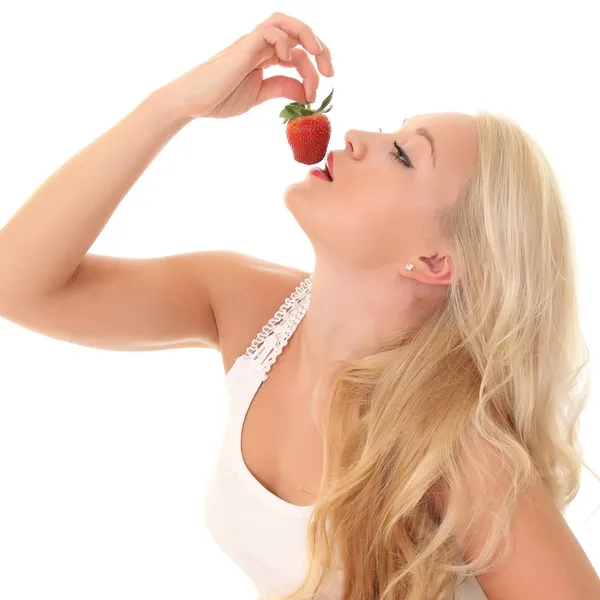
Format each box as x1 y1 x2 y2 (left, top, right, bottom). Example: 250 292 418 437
285 112 478 272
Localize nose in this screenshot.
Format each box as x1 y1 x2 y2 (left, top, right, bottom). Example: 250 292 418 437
344 129 356 152
344 129 365 159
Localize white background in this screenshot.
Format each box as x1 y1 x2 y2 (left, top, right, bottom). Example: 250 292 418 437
0 1 598 598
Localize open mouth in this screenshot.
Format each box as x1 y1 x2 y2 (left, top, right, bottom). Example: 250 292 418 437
308 153 334 182
309 165 333 182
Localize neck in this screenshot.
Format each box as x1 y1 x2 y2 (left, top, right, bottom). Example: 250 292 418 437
292 261 444 394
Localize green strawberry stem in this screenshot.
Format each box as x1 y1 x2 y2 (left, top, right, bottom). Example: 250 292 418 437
279 88 334 125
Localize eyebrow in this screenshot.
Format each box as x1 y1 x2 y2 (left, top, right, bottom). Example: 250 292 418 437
402 117 436 168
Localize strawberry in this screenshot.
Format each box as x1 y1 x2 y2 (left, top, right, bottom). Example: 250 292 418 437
279 88 333 165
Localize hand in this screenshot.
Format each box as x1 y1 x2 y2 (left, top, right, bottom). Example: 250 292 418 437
159 12 334 120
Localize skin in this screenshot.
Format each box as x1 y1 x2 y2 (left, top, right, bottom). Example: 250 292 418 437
283 112 479 400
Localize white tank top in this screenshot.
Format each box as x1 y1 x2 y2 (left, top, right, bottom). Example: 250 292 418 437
203 275 488 600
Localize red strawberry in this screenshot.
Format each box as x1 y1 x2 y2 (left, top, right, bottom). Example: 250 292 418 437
279 88 333 165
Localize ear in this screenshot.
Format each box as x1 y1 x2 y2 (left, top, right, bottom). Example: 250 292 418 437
402 254 452 286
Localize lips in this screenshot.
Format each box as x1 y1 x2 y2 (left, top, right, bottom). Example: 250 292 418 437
308 152 334 182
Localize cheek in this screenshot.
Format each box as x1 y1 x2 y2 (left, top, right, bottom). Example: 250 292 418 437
348 186 409 234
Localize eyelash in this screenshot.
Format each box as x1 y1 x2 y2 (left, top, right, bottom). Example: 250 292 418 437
377 128 413 168
390 141 413 168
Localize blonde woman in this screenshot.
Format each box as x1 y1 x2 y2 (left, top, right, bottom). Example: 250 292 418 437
0 11 598 600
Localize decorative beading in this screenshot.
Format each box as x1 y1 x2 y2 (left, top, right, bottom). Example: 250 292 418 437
242 275 312 381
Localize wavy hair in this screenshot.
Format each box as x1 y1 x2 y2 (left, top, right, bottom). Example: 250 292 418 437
262 111 597 600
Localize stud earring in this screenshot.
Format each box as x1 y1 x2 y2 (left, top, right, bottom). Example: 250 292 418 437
405 263 414 271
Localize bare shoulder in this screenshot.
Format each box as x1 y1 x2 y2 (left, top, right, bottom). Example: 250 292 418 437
206 250 311 373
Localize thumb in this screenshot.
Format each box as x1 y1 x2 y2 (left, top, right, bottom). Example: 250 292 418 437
255 75 308 107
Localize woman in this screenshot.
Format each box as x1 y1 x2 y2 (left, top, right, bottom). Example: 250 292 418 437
0 11 598 600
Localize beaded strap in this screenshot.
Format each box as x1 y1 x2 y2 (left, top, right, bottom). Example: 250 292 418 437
242 275 312 381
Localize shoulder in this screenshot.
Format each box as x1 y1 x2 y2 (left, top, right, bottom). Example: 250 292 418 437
428 436 600 599
201 250 311 372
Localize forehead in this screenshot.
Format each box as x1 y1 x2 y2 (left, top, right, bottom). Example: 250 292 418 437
398 112 478 206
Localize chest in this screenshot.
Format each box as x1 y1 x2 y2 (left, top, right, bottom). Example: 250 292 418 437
240 361 324 507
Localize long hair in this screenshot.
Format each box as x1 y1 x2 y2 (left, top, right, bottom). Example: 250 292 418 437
263 111 597 600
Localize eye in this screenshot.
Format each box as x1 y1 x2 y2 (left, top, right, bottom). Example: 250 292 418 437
378 128 413 169
390 140 413 168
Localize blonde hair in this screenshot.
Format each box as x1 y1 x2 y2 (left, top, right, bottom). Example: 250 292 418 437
263 111 598 600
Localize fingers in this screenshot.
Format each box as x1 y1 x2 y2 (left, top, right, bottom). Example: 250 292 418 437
263 12 334 77
256 75 307 107
314 36 334 76
259 47 319 103
286 48 319 103
261 25 294 63
250 12 333 105
265 12 322 56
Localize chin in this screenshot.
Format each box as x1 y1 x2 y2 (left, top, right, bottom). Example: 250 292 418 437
284 175 328 206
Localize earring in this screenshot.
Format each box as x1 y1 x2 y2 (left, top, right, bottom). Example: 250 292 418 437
405 263 414 271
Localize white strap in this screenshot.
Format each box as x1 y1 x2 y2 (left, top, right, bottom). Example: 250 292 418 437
242 276 312 381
